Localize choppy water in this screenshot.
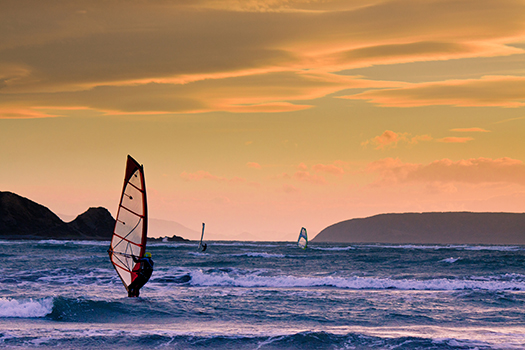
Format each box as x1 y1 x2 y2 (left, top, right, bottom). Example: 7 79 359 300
1 240 525 349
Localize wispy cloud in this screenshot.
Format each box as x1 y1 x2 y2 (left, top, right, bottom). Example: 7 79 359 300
1 0 525 117
361 130 433 150
297 163 308 171
450 127 490 132
0 108 59 119
366 157 525 186
1 72 395 115
246 162 262 169
312 162 345 175
343 76 525 108
436 137 474 143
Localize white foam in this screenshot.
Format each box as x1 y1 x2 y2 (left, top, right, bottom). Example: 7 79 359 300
440 257 461 263
500 273 525 281
210 242 280 248
188 270 525 291
363 244 445 250
0 297 53 318
36 239 108 246
232 252 286 258
0 240 27 245
458 245 523 252
188 251 208 256
310 246 355 251
362 244 524 251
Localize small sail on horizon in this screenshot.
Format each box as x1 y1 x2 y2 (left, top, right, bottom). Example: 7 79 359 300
198 223 207 251
108 155 148 293
298 227 308 249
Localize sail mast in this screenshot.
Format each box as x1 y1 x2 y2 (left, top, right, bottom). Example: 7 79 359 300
198 222 205 250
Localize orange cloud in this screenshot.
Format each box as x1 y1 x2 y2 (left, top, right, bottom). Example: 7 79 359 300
246 162 262 169
196 0 381 13
437 137 474 143
0 71 399 116
0 108 59 119
361 130 433 150
2 0 525 117
366 157 525 186
297 163 308 171
343 76 525 108
451 127 490 132
326 41 517 72
312 163 345 175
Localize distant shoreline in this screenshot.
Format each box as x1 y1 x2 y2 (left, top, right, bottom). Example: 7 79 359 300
313 212 525 244
4 191 525 244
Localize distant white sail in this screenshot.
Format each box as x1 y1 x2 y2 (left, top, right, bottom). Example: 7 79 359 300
298 227 308 249
108 155 148 292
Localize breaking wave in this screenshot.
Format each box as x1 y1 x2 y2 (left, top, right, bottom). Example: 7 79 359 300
187 270 525 291
0 297 54 318
362 244 524 251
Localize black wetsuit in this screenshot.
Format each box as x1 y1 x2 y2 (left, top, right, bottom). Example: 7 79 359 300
202 243 207 252
128 256 154 297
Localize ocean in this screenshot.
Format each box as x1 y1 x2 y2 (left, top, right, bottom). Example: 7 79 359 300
1 240 525 349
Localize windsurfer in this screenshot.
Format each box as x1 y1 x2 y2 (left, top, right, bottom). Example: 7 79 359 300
201 243 207 252
128 252 154 297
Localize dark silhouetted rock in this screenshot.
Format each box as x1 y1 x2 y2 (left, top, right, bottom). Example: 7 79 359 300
0 191 114 240
147 235 189 242
312 212 525 244
67 207 115 240
0 191 69 239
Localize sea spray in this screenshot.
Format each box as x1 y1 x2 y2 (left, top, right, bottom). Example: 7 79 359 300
0 297 53 318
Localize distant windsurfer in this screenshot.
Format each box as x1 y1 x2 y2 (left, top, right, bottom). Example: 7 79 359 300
128 252 154 297
198 222 207 252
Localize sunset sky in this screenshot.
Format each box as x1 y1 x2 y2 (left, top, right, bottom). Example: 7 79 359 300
2 0 525 240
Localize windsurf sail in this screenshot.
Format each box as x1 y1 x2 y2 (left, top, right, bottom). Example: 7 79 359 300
198 222 206 251
108 155 148 293
297 227 308 249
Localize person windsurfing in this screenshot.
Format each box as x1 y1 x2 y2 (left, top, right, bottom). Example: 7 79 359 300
127 252 154 297
198 222 207 252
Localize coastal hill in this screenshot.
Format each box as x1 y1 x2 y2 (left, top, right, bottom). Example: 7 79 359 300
312 212 525 244
0 191 187 241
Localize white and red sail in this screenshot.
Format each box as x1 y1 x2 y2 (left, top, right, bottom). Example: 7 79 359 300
108 155 148 292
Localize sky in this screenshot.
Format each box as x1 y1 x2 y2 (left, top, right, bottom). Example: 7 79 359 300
1 0 525 241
